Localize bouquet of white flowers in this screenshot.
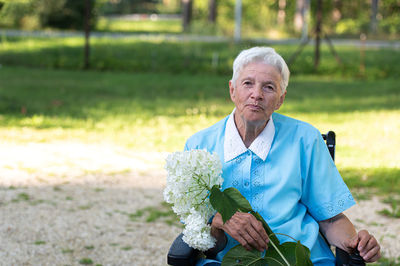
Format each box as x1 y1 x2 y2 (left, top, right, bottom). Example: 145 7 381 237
164 149 312 265
164 149 223 251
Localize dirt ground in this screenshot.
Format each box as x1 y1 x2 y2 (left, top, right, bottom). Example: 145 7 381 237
0 142 398 265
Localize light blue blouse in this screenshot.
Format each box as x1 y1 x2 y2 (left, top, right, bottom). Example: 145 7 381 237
185 112 356 265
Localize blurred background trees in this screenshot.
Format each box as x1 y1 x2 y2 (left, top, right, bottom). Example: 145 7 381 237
0 0 97 30
0 0 398 39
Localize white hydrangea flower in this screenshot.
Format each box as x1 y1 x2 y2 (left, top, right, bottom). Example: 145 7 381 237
164 149 223 250
182 212 216 251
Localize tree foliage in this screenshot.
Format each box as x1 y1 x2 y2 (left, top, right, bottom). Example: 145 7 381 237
0 0 398 38
191 0 399 38
0 0 97 30
35 0 97 30
96 0 159 15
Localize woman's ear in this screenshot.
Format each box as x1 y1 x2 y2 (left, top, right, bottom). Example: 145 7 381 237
229 80 235 102
275 91 287 110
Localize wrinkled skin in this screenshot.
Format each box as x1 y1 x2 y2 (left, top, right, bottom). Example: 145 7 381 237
211 212 269 252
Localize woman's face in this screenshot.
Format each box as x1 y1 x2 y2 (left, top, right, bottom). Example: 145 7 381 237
229 62 286 125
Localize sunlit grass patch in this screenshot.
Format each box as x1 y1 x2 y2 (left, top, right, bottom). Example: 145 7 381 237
78 205 92 210
96 16 182 34
289 110 400 169
341 167 400 195
371 256 400 265
61 248 74 254
79 258 94 265
128 209 144 220
11 192 31 203
127 202 181 226
0 66 399 201
352 190 373 201
378 197 400 218
121 245 132 251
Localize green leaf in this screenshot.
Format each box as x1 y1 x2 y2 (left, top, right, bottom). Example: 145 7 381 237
265 241 312 266
265 242 297 265
222 241 313 266
210 186 312 265
222 245 267 266
209 186 252 223
222 242 305 266
295 241 313 266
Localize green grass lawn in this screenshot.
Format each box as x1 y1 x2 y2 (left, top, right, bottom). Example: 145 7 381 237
0 36 399 198
1 66 399 196
95 16 182 34
1 36 399 79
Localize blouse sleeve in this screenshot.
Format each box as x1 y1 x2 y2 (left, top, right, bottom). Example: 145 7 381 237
300 130 356 222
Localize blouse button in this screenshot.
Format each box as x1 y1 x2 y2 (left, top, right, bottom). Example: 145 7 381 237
244 181 250 187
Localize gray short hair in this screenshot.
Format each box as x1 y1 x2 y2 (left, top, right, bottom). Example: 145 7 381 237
231 47 290 94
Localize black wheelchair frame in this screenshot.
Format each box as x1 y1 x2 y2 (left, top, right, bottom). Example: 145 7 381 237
167 131 365 266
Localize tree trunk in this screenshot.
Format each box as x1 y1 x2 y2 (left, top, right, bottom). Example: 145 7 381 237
314 0 322 69
182 0 193 32
294 0 305 32
234 0 242 42
84 0 91 70
301 0 310 41
208 0 217 23
332 0 342 23
277 0 286 26
370 0 379 34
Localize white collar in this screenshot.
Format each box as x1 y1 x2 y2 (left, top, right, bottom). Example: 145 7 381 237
224 109 275 162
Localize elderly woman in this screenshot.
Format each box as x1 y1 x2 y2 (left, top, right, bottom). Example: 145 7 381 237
184 47 380 265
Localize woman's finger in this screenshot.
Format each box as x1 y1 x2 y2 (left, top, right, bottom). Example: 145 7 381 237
363 245 381 262
244 224 267 251
236 233 253 251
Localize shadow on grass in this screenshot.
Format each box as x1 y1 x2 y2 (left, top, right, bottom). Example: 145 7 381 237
1 37 400 78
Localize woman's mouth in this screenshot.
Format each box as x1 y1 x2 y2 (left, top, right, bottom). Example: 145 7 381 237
246 104 264 111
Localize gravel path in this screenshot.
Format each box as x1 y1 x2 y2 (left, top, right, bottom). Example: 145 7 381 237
0 142 398 265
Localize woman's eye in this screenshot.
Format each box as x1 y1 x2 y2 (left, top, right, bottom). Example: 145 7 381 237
263 85 275 91
243 81 252 86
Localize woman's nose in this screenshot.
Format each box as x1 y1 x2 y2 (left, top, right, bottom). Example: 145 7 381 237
251 85 263 99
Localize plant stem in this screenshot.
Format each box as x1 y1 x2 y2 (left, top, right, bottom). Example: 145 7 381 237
251 211 290 266
268 239 290 266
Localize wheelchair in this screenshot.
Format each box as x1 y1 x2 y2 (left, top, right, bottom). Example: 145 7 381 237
167 132 365 266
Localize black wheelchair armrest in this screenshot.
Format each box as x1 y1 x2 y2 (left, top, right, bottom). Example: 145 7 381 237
335 247 365 266
167 233 199 266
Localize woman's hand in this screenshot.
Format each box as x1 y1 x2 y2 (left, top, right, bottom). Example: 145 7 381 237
319 213 381 262
212 212 269 252
344 230 381 262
